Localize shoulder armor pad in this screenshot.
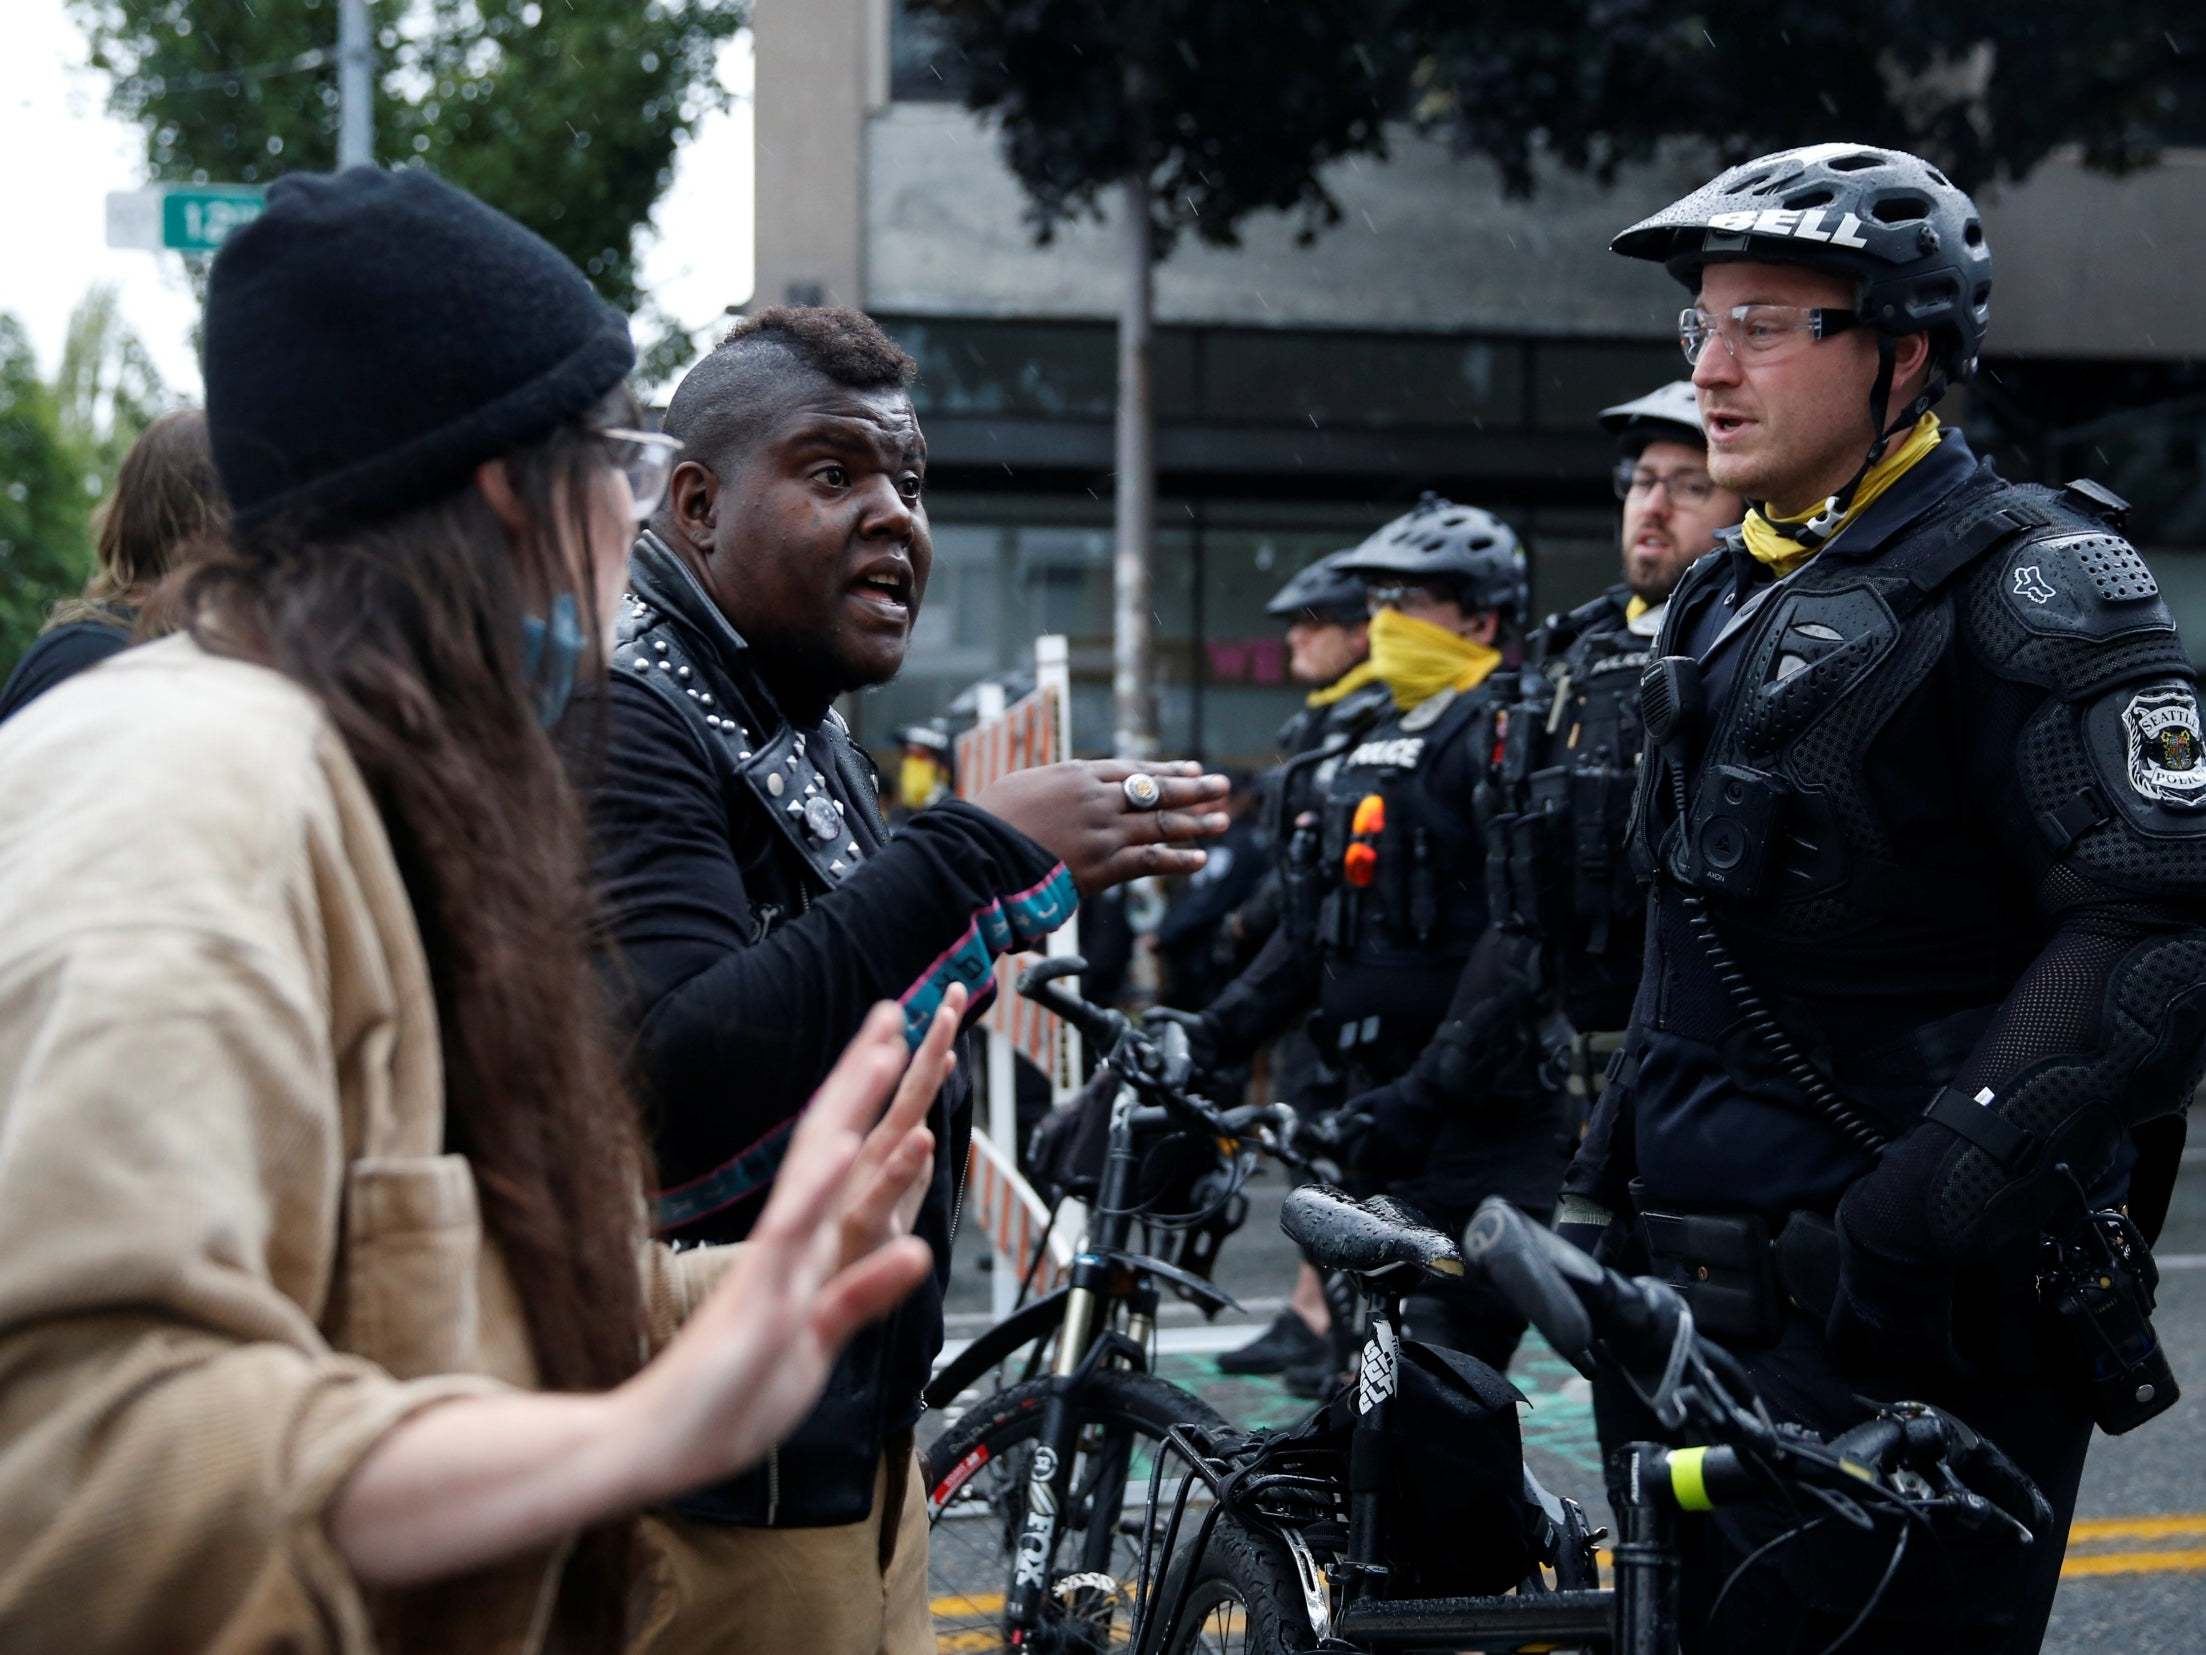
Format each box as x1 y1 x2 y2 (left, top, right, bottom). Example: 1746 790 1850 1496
1994 517 2167 640
1963 496 2191 698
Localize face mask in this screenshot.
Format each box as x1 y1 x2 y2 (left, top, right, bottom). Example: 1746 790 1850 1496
518 592 585 729
900 754 947 809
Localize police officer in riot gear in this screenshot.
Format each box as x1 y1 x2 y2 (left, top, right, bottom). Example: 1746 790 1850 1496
1200 497 1563 1373
1213 549 1392 1380
1490 389 1742 1173
1568 143 2204 1652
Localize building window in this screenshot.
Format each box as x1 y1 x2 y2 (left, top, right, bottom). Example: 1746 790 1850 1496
889 7 971 103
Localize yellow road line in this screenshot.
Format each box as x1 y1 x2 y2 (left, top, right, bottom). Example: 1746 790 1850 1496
2068 1513 2206 1544
2062 1546 2206 1579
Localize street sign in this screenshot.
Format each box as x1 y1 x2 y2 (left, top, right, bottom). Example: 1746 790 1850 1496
105 185 266 254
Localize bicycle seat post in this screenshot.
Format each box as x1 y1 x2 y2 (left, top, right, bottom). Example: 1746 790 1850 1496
1344 1278 1409 1583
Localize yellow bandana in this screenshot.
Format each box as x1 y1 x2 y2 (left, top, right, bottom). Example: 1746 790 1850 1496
1739 413 1944 579
1367 606 1503 711
898 755 947 811
1305 658 1384 708
1625 594 1652 623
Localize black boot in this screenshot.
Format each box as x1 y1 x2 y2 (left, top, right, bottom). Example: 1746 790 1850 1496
1215 1310 1326 1375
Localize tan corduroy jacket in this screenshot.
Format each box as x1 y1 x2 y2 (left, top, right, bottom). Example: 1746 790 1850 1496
0 637 731 1652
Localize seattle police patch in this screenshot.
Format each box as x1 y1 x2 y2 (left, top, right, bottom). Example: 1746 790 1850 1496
2122 686 2206 809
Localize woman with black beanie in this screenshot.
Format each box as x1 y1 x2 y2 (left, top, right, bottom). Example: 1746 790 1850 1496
0 166 955 1651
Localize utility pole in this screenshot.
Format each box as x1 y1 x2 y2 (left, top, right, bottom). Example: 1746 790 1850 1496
337 0 373 168
1111 170 1158 759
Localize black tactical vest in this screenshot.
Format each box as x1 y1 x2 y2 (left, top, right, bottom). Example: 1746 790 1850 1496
1629 467 2184 1108
1268 681 1394 951
1489 587 1657 1032
1311 684 1498 1043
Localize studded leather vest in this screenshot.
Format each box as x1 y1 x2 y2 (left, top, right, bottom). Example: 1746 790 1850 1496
617 532 885 930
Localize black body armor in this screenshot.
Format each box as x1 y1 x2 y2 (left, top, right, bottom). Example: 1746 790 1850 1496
1489 586 1659 1035
1310 685 1498 1052
1601 438 2204 1248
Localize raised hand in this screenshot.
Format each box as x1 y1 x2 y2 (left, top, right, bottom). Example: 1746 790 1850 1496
976 759 1231 895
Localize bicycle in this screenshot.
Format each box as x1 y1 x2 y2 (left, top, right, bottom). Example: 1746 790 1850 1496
1136 1188 2051 1653
923 957 1331 1654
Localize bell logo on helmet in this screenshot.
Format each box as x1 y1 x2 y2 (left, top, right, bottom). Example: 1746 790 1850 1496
1705 208 1870 249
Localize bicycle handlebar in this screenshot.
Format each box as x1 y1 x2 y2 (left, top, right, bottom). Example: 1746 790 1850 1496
1463 1196 2049 1545
1463 1196 1685 1388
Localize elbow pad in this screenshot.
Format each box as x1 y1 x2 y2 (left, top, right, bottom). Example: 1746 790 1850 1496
1926 929 2206 1258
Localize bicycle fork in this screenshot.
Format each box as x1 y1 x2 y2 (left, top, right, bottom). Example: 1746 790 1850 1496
1005 1081 1147 1637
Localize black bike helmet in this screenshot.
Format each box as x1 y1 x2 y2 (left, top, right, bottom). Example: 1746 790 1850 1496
1335 494 1528 626
1612 142 1990 384
1598 380 1706 456
1614 143 1991 546
1264 549 1368 625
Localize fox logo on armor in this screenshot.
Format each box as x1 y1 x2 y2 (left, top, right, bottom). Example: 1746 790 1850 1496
2123 687 2206 809
2013 565 2057 606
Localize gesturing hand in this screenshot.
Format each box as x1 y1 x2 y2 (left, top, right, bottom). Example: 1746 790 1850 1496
618 996 959 1500
976 759 1232 895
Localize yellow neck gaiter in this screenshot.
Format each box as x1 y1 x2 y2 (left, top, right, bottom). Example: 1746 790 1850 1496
1740 412 1944 579
1306 658 1384 708
1367 606 1503 711
1625 594 1652 622
898 756 947 811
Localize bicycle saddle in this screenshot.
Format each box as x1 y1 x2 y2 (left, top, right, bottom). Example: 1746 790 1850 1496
1281 1184 1465 1281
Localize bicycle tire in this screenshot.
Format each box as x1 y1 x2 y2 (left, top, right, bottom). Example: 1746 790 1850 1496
1152 1514 1313 1655
924 1369 1230 1654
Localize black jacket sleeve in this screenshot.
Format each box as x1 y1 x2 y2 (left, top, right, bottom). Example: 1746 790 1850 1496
581 678 1069 1212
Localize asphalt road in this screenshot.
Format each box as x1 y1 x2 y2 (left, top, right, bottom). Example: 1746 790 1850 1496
932 1148 2206 1651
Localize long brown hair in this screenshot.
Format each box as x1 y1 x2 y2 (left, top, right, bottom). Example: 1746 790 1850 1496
181 392 647 1642
49 408 227 630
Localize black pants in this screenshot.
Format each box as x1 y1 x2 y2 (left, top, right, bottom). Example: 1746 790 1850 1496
1595 1294 2091 1655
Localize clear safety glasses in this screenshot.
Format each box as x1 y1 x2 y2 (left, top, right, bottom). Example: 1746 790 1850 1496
1679 303 1863 368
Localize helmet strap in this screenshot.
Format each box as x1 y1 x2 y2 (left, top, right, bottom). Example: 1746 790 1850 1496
1755 336 1934 551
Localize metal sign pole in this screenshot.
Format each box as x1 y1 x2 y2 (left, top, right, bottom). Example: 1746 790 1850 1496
973 679 1020 1322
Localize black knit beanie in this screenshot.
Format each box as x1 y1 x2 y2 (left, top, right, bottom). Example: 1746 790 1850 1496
204 166 635 533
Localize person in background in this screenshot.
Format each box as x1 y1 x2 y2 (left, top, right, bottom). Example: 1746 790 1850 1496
1209 549 1392 1386
0 167 949 1654
1197 502 1560 1386
889 719 953 820
0 407 227 723
1485 383 1742 1166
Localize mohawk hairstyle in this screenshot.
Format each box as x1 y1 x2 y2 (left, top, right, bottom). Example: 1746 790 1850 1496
717 305 917 388
659 306 918 488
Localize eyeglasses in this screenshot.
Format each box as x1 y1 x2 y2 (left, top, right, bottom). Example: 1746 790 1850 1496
1365 581 1453 617
1679 303 1862 368
1613 460 1723 507
598 427 684 523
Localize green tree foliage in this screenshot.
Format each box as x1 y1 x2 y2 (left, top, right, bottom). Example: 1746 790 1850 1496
913 0 1411 249
68 0 744 318
54 284 170 497
1401 0 2199 195
0 316 96 681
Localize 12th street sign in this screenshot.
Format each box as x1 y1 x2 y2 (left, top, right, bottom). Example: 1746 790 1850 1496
105 185 267 254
